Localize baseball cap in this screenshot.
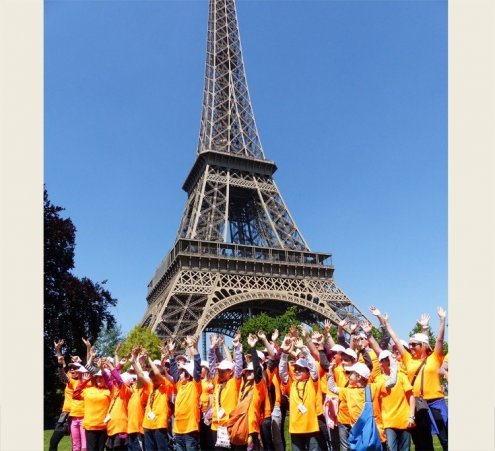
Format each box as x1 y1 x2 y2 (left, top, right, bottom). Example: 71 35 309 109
378 350 393 361
409 333 431 349
216 360 234 371
342 348 357 360
293 358 310 369
330 344 346 353
345 362 370 379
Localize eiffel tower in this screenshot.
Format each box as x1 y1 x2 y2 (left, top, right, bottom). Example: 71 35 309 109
141 0 367 341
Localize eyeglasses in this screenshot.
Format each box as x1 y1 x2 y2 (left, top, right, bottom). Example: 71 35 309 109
409 342 422 348
293 367 307 373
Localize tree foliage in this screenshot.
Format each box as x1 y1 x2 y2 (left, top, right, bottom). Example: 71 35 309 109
239 306 301 349
119 324 162 360
44 188 117 425
94 324 124 357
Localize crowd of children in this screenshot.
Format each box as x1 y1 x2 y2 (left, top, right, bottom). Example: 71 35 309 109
48 305 448 451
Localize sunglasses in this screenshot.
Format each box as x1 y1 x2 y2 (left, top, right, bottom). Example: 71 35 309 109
293 367 308 373
409 342 423 348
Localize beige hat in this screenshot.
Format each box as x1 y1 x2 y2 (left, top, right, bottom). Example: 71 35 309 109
216 359 234 370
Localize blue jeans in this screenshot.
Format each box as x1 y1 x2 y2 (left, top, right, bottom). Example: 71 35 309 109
144 428 168 451
128 432 144 451
290 432 321 451
175 431 199 451
385 428 411 451
338 424 351 451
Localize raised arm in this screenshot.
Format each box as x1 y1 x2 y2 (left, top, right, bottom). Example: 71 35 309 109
82 337 92 364
361 321 383 356
324 319 336 349
147 352 166 385
278 336 292 384
301 327 320 362
435 307 447 357
295 338 318 382
186 335 201 383
247 334 263 384
218 335 232 362
372 306 407 357
257 330 276 359
54 340 69 384
232 331 243 380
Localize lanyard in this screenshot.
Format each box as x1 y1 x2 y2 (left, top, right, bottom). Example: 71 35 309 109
295 380 308 403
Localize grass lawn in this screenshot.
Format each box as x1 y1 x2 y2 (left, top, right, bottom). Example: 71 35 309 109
44 430 71 451
45 427 444 450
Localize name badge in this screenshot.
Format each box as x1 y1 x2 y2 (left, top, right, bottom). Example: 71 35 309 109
297 403 307 414
148 411 156 420
103 414 111 424
218 408 225 419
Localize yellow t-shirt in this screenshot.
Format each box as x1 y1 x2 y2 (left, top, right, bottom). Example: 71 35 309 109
376 372 413 429
173 380 202 434
403 352 444 400
62 377 78 413
334 365 350 425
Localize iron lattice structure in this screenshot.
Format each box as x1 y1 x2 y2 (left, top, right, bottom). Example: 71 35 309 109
141 0 367 340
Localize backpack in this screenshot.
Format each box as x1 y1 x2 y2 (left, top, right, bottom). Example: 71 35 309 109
226 388 254 445
347 385 382 451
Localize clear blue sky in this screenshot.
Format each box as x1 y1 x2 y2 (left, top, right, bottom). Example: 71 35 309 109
44 0 447 341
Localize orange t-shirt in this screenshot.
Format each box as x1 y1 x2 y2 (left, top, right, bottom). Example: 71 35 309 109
107 384 132 436
173 380 202 434
403 352 444 400
338 382 387 442
200 379 212 413
211 376 241 431
357 349 380 383
81 386 112 430
127 384 149 435
142 379 173 430
243 379 270 435
286 378 320 434
376 372 413 430
68 378 86 417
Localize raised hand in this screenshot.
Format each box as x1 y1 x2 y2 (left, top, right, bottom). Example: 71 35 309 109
349 323 358 333
82 337 91 348
360 321 372 334
247 333 258 348
232 332 241 347
338 317 349 328
312 332 323 345
218 335 225 346
369 306 382 317
185 335 194 347
324 319 331 333
280 336 292 353
294 338 304 349
54 339 64 354
257 330 266 341
210 334 219 349
271 329 279 342
417 313 431 328
437 306 447 319
167 339 176 353
82 372 91 382
289 325 298 337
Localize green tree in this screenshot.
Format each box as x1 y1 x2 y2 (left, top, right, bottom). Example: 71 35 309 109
94 324 124 357
240 306 301 349
119 324 163 360
44 188 117 425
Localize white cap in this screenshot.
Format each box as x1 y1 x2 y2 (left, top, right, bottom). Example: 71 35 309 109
176 354 189 362
345 362 370 379
343 348 357 360
152 359 163 367
330 344 346 353
378 350 393 361
358 332 368 339
200 360 210 369
216 359 234 370
409 333 431 349
243 362 254 372
256 350 266 361
121 372 136 385
293 358 310 369
181 361 195 377
75 365 89 373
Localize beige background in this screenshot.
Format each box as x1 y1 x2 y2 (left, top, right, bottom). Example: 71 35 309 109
1 0 494 449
